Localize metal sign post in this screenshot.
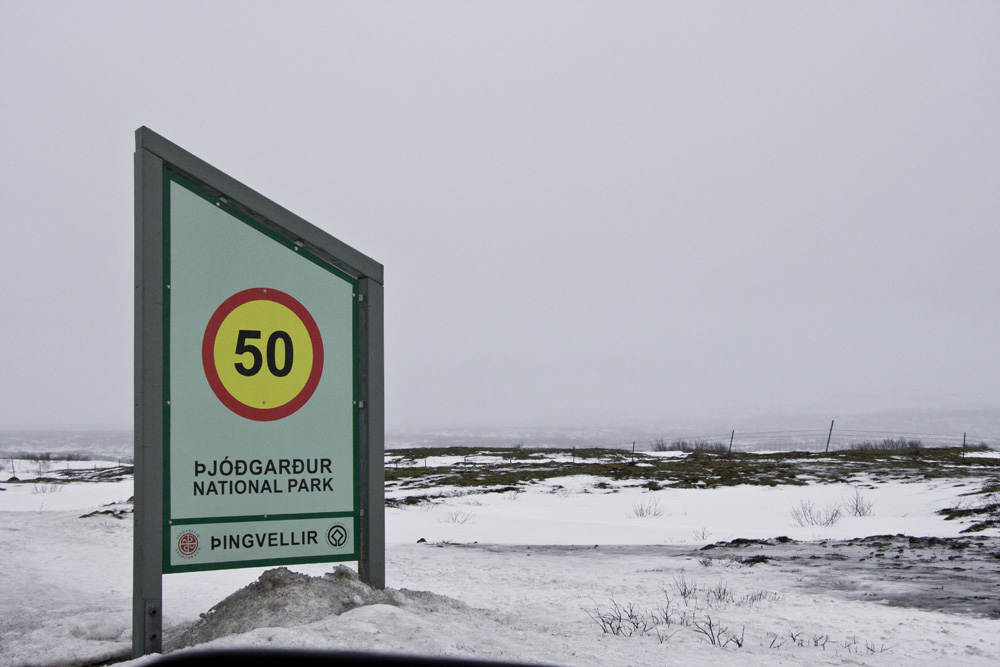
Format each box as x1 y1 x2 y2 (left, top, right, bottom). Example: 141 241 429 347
134 127 384 657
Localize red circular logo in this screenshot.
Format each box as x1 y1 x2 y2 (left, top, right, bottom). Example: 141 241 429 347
177 531 199 557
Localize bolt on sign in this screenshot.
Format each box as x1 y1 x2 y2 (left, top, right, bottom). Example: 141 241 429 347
134 128 384 657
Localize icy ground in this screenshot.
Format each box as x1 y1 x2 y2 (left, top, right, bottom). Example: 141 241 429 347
1 454 999 666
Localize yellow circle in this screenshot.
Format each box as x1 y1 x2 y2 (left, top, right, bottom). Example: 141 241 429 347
213 299 314 410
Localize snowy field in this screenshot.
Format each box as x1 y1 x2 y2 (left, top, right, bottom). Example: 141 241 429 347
1 450 999 667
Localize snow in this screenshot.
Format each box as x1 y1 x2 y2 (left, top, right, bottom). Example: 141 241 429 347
385 477 984 546
0 480 132 513
966 451 1000 459
1 456 998 667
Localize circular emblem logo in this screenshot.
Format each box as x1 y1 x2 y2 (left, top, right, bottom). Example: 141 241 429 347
177 531 200 558
202 288 324 421
327 524 349 548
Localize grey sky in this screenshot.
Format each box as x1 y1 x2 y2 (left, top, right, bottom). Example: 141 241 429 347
1 1 997 430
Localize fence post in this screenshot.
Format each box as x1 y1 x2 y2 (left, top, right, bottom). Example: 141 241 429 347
825 420 835 453
728 430 735 455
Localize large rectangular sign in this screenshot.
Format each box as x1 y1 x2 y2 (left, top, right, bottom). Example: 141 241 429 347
134 127 384 657
164 171 359 572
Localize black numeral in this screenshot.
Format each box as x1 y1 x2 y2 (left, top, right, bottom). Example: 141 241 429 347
267 331 293 377
234 330 263 376
234 330 294 377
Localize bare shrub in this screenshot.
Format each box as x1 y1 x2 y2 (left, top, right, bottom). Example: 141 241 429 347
13 451 92 462
692 615 744 648
667 440 728 453
670 574 700 602
585 599 655 638
704 581 737 608
739 590 783 607
865 640 891 653
588 578 781 645
438 510 475 524
584 598 680 645
844 487 874 517
839 635 892 654
790 499 842 527
849 438 922 451
629 497 663 518
31 483 62 495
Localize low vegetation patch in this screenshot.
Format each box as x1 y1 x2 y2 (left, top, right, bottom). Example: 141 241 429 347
586 577 893 652
937 479 1000 533
2 451 93 462
652 438 728 454
586 577 795 649
385 446 999 497
848 438 922 451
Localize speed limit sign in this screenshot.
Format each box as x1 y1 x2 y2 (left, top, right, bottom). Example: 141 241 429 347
202 287 324 421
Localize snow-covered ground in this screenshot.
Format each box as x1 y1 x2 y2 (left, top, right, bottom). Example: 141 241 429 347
1 455 998 667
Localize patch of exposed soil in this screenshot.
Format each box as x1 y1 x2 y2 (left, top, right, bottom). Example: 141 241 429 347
699 534 1000 618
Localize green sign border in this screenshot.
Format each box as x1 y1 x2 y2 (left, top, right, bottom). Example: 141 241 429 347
160 168 361 574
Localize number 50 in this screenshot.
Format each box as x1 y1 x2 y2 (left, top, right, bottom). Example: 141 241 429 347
234 330 293 377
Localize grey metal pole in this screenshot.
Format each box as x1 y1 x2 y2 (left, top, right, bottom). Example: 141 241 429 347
825 420 835 453
133 140 164 657
358 278 385 589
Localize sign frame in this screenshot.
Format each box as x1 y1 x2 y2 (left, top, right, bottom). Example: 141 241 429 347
134 127 384 657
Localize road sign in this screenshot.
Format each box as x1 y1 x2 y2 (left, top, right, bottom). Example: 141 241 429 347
202 287 325 421
134 127 384 656
164 168 359 572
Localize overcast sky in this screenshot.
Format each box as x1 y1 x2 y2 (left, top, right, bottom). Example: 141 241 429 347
1 1 997 431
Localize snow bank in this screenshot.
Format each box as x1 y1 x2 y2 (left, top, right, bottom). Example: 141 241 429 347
168 565 467 651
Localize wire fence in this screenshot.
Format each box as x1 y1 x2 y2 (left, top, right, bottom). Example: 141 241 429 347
606 429 998 453
385 426 1000 453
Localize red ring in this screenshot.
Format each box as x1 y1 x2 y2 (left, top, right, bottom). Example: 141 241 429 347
201 288 324 421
